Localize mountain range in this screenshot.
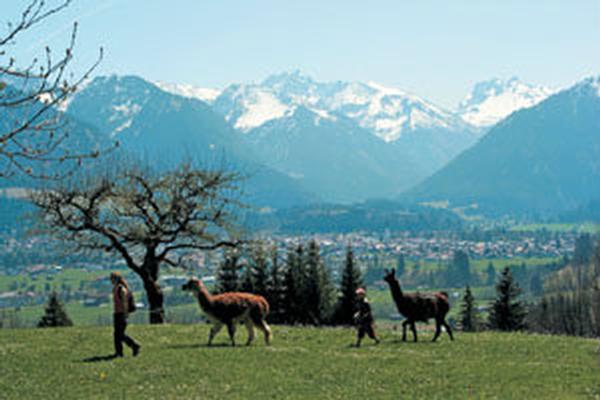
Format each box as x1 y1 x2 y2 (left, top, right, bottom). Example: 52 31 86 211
407 76 600 215
4 70 595 219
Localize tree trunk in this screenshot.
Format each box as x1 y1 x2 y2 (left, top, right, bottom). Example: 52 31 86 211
143 278 165 324
140 249 164 324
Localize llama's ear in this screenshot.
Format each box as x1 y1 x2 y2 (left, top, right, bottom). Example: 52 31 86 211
391 268 396 276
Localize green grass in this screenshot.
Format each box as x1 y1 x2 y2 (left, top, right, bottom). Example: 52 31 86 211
410 256 560 273
1 324 599 399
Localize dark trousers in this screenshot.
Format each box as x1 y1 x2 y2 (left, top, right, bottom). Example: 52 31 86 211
113 313 138 356
357 323 377 340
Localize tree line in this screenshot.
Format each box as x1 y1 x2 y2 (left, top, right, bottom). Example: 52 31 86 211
458 235 600 337
214 240 364 326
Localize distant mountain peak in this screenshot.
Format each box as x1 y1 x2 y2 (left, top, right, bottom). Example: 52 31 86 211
458 77 554 127
574 75 600 97
261 69 316 88
213 71 469 141
153 81 221 103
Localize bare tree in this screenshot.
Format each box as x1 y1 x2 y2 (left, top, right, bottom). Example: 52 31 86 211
1 0 106 179
31 164 245 323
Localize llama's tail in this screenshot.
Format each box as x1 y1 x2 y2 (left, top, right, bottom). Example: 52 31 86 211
260 296 270 318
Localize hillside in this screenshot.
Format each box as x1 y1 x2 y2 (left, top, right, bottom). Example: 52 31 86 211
406 76 600 215
66 75 316 209
0 325 598 399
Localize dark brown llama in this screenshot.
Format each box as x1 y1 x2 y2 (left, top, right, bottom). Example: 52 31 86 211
182 278 272 346
383 268 453 342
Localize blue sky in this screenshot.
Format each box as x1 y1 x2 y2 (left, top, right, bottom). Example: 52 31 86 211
4 0 600 108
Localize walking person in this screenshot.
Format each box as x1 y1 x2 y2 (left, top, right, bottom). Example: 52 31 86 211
110 272 141 357
353 287 380 347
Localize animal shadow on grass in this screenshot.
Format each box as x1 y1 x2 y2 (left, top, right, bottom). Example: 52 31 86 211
81 354 120 363
166 343 233 350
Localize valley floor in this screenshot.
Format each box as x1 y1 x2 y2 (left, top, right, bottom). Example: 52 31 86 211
1 325 599 399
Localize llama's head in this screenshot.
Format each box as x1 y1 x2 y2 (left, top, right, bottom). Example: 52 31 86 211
181 277 203 292
383 268 396 284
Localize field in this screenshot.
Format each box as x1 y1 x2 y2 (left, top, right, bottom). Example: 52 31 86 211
1 324 599 399
510 223 600 234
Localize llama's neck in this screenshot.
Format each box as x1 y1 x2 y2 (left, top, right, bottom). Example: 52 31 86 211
194 284 214 312
387 279 404 307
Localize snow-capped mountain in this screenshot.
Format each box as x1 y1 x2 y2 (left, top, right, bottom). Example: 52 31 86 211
457 77 554 127
154 81 221 103
213 71 471 142
408 75 600 214
65 75 316 208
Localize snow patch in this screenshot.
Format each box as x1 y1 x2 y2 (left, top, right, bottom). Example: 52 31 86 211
154 81 221 103
112 119 132 137
458 78 554 127
234 90 293 131
110 102 141 122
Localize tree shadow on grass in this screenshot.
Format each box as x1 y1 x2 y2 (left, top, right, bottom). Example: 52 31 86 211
80 354 120 363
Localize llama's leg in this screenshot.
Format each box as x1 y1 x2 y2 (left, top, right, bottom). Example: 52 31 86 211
256 320 272 345
250 306 272 345
411 322 418 342
401 320 409 342
244 319 255 346
443 320 454 341
432 319 442 342
208 322 223 346
227 322 237 346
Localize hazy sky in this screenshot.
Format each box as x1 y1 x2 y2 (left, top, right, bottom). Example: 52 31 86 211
4 0 600 108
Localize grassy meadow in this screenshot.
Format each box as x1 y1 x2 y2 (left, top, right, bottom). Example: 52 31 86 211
0 324 599 399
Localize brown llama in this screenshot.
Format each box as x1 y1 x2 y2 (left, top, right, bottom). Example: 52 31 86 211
383 268 453 342
181 277 272 346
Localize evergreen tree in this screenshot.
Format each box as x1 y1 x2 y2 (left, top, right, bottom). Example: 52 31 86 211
573 233 594 265
412 261 421 274
333 246 363 325
249 242 269 297
447 250 471 287
488 267 526 331
38 292 73 328
485 262 496 286
305 240 327 324
214 250 241 294
529 271 544 296
397 253 406 277
283 245 303 324
240 263 255 293
267 245 286 324
459 285 479 332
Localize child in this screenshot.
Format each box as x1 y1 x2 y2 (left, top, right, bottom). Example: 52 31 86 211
353 287 380 347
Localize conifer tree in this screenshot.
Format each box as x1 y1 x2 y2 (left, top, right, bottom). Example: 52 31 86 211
240 263 254 293
459 285 479 332
305 240 324 324
249 242 269 297
334 246 364 325
267 245 286 323
485 262 496 286
447 250 471 287
283 245 303 324
397 253 406 277
38 292 73 328
488 267 526 331
214 250 241 294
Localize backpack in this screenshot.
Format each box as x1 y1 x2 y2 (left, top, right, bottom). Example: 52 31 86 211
126 288 136 313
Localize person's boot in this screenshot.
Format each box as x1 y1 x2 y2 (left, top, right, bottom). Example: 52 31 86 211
132 344 141 357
